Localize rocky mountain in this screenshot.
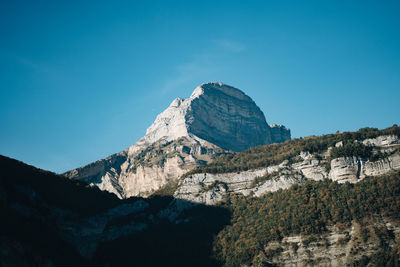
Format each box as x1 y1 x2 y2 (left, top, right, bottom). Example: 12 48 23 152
168 125 400 266
64 82 290 198
174 130 400 205
2 126 400 266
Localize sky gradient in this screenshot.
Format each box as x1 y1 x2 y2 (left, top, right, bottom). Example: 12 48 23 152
1 1 399 173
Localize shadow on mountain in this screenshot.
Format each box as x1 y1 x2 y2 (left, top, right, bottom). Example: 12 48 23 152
92 199 229 267
0 155 230 267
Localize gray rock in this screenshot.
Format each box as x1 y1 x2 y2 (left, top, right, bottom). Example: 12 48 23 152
270 124 291 143
329 152 400 183
362 135 399 147
133 82 290 152
175 135 400 205
254 219 400 266
64 82 290 198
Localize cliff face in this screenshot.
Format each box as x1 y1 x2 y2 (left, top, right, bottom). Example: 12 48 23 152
254 219 400 266
64 82 290 198
185 82 273 151
64 137 224 198
130 82 289 152
174 134 400 205
270 124 291 143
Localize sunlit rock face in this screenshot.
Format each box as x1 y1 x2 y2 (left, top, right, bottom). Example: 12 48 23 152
64 82 291 198
185 82 274 151
134 82 290 152
174 135 400 205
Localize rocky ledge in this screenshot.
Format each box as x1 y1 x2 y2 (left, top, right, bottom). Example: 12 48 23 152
174 135 400 205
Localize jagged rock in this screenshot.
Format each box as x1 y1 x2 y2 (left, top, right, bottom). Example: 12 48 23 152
64 82 290 198
65 137 223 198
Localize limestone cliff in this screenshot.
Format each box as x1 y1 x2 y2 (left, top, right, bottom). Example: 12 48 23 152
64 82 290 198
174 134 400 205
253 219 400 266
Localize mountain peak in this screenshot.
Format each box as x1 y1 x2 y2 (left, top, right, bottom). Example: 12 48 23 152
140 82 290 152
65 82 290 198
191 82 252 102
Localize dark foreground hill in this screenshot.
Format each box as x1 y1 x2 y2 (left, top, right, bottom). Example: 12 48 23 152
0 155 229 267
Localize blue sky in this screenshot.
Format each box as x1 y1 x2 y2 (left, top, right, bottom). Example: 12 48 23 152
1 1 399 173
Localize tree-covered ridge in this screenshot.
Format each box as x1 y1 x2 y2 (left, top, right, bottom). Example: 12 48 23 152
213 171 400 266
0 155 230 266
185 125 400 175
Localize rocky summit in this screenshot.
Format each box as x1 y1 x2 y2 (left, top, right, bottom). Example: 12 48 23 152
134 82 289 152
64 82 290 198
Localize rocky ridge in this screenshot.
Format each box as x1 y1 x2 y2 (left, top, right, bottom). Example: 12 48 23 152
174 134 400 205
3 127 400 267
64 82 290 198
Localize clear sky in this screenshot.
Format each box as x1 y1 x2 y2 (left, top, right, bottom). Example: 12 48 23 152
1 1 399 173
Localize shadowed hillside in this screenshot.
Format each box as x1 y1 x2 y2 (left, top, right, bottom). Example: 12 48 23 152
0 155 230 267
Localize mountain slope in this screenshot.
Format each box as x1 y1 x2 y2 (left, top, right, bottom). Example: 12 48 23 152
2 151 399 266
0 155 230 267
2 125 400 266
64 82 290 198
214 172 400 266
172 126 400 204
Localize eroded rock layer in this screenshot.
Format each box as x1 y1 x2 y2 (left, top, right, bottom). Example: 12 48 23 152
174 135 400 205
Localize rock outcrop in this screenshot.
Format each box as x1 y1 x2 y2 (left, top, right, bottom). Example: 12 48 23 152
270 124 291 144
64 82 291 198
254 219 400 266
174 135 400 205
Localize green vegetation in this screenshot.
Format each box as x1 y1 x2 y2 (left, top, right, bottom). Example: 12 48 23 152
330 141 373 159
250 172 278 187
212 171 400 266
185 125 400 175
150 178 180 197
129 140 175 172
2 125 400 266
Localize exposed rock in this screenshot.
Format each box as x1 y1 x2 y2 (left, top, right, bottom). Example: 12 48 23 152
329 152 400 183
174 162 307 205
292 159 327 181
270 124 291 143
363 135 400 147
364 152 400 176
65 137 223 198
329 156 364 183
253 219 400 266
64 82 290 198
175 135 400 205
